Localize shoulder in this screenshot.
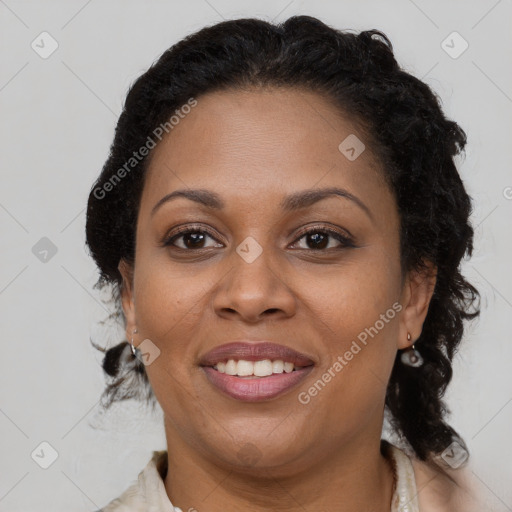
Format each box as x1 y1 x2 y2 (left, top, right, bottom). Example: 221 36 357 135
97 450 169 512
411 457 482 512
97 482 146 512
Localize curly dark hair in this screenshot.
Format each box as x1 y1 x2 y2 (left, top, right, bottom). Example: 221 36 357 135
85 15 480 472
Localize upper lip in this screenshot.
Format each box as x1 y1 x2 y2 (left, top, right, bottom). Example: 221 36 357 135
198 341 315 367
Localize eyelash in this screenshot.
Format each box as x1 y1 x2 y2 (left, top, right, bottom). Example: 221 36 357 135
161 224 355 251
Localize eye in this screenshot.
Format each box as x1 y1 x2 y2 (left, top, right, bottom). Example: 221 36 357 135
161 225 223 250
290 225 355 251
161 224 355 251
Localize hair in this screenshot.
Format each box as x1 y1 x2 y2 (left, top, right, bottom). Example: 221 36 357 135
85 15 480 474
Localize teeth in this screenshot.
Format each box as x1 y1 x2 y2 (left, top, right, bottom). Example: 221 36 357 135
284 362 294 373
213 359 302 376
238 359 258 376
272 360 284 374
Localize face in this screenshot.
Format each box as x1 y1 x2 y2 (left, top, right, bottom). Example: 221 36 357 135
119 87 435 474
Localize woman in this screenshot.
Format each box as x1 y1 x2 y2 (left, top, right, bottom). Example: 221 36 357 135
86 15 483 511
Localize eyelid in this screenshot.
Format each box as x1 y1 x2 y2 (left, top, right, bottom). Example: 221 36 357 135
292 223 354 241
290 225 355 250
160 223 221 247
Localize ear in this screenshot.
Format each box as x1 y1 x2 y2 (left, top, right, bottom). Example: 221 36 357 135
397 259 437 349
118 258 137 342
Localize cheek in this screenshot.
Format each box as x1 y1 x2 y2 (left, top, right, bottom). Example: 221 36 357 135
132 248 207 352
132 259 207 404
305 245 401 384
298 263 400 437
311 246 401 332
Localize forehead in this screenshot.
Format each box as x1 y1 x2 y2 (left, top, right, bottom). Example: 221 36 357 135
141 87 391 215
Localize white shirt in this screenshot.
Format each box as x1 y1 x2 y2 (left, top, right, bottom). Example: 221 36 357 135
96 442 420 512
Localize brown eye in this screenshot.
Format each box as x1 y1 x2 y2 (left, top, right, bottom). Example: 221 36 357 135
291 227 354 251
162 226 223 250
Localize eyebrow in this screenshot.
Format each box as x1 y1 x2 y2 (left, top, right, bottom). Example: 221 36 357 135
151 186 373 220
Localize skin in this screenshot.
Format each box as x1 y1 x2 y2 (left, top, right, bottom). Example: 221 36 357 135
118 87 439 511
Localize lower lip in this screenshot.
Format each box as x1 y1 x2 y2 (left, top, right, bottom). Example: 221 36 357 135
201 366 314 402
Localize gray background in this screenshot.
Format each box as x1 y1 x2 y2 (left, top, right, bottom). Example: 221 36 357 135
1 0 511 510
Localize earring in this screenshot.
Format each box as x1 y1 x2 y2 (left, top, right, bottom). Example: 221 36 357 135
130 328 138 357
400 333 424 367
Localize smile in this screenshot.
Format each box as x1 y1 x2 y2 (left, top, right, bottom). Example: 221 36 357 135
201 362 314 402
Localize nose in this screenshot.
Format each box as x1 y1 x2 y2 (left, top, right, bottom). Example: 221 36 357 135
212 244 297 323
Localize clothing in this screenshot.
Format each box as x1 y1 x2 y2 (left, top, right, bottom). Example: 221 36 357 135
96 441 419 512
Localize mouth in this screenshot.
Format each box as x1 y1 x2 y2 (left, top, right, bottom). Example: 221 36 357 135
201 364 315 402
202 358 313 377
198 341 316 402
198 340 316 368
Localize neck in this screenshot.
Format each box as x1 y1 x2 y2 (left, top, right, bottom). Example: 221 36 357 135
163 420 395 512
